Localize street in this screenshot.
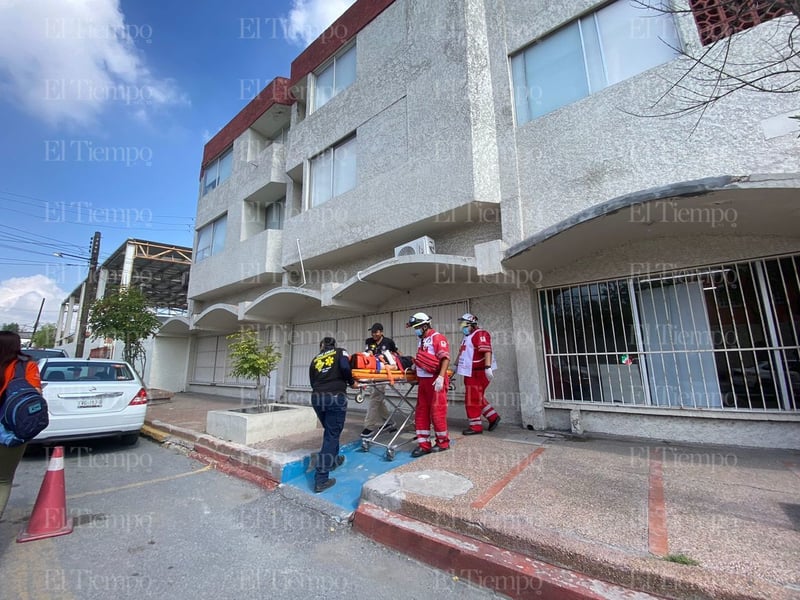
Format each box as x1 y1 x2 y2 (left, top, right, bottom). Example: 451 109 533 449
0 438 502 600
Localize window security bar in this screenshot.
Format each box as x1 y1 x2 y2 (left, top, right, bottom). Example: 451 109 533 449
541 255 799 412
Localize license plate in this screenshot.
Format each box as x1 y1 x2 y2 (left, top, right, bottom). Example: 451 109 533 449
78 398 103 408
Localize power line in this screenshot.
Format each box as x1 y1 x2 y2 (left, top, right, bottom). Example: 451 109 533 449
0 223 88 253
0 190 195 225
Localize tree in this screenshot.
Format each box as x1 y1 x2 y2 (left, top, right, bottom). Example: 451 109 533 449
32 324 57 348
88 287 161 371
631 0 800 130
1 323 20 333
227 330 282 411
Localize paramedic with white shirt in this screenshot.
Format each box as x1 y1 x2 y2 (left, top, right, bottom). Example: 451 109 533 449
455 313 500 435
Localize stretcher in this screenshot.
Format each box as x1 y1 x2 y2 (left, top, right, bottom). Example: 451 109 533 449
353 367 418 461
352 367 455 460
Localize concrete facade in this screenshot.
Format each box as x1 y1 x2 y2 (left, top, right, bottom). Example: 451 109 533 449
163 0 800 449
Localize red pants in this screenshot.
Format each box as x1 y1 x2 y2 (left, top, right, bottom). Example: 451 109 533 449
464 372 499 432
415 375 449 450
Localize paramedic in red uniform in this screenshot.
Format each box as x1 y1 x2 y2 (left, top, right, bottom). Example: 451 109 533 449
455 313 501 434
407 312 450 457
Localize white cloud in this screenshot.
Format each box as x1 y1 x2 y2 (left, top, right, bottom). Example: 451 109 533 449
287 0 356 47
0 275 67 329
0 0 189 127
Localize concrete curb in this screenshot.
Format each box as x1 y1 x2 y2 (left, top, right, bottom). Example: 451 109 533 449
360 475 796 600
276 484 354 524
141 418 799 600
142 419 285 485
353 502 661 600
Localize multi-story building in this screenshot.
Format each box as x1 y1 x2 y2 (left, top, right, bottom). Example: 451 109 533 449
161 0 800 449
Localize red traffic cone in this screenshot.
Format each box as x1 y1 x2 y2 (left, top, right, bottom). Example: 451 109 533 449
17 446 73 543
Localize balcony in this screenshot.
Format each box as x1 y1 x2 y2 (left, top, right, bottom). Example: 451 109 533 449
188 229 284 302
240 141 287 205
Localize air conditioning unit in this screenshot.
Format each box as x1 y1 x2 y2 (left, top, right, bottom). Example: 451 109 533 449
394 235 436 257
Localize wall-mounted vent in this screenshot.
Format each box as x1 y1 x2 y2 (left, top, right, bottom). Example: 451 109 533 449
394 236 435 257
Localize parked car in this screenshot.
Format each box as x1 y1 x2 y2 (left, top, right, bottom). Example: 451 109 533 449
33 358 148 445
23 347 68 360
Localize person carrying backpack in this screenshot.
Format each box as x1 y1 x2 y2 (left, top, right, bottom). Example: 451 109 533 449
0 331 43 519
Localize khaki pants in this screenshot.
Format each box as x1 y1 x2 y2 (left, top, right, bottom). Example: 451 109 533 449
0 443 28 519
363 384 391 429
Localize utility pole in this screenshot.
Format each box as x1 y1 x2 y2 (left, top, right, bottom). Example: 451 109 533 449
74 231 101 358
29 298 46 346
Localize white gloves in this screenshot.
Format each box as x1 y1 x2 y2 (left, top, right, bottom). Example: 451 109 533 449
434 375 445 392
485 367 494 381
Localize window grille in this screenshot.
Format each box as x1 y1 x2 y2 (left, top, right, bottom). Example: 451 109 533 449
541 255 799 411
689 0 790 45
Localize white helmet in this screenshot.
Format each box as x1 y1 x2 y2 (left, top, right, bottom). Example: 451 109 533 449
459 313 478 326
406 312 431 329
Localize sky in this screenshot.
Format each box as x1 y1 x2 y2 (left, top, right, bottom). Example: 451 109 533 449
0 0 356 331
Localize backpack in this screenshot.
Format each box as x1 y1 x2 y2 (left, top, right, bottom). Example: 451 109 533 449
0 359 49 447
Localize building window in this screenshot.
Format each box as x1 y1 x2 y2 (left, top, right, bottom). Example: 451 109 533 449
541 255 800 411
265 197 285 230
202 147 233 195
689 0 789 45
312 43 356 112
196 214 227 262
309 136 356 207
511 0 679 123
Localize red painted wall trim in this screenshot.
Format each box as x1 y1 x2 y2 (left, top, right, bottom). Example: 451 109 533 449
201 76 293 172
200 0 397 175
289 0 396 86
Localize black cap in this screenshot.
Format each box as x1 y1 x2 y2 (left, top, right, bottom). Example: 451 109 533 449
369 323 384 333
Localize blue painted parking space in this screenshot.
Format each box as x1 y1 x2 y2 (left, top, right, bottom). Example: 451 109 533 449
282 436 417 512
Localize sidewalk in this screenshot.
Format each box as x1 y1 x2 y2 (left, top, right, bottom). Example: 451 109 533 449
143 392 800 600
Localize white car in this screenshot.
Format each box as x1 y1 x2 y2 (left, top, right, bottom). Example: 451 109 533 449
34 358 148 445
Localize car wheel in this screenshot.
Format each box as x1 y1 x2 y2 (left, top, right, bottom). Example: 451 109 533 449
120 433 140 446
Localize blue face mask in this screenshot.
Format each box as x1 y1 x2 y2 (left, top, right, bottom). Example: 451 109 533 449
461 327 470 336
414 328 424 337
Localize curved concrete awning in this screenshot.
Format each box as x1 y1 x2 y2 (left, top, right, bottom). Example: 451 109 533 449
157 316 190 336
333 254 477 309
192 304 240 332
243 286 327 323
503 175 800 273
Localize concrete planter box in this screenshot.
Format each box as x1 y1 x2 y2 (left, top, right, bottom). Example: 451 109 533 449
206 403 318 445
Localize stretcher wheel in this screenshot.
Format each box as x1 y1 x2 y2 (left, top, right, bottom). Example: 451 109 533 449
385 448 395 461
355 392 364 404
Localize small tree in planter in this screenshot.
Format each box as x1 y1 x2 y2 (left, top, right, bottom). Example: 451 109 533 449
227 330 282 411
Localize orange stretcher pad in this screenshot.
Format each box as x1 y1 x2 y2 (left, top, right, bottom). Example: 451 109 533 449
352 368 455 384
352 368 418 384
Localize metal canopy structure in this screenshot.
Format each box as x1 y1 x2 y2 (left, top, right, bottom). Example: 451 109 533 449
56 239 193 349
100 239 192 311
62 238 193 312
